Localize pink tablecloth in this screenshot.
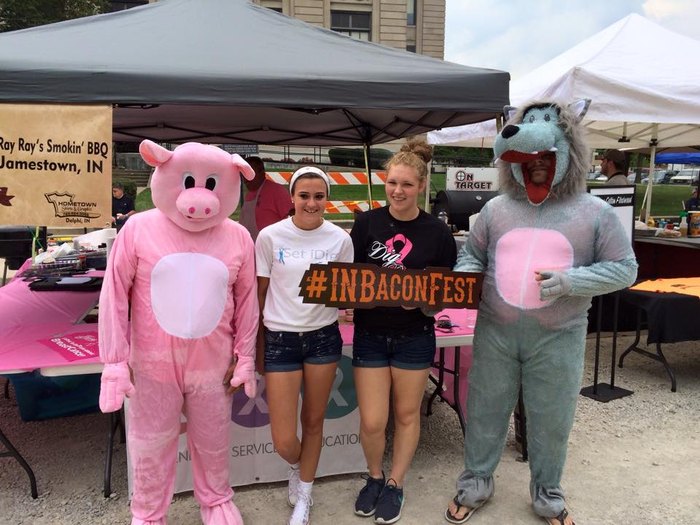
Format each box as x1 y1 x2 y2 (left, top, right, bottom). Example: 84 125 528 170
0 269 102 373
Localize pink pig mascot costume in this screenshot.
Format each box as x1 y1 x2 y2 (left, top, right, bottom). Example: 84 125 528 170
98 140 259 525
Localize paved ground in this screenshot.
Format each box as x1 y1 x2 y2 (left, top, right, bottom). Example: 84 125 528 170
1 329 699 524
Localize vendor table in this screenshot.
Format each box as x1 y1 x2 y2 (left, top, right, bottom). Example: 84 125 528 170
0 265 102 498
618 281 700 392
0 264 480 498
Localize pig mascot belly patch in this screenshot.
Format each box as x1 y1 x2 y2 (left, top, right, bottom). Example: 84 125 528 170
495 228 573 310
151 253 229 339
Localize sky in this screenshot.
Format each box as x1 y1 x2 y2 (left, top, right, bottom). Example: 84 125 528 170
444 0 700 78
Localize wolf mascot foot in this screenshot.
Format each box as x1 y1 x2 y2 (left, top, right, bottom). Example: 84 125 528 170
451 100 637 520
99 141 258 524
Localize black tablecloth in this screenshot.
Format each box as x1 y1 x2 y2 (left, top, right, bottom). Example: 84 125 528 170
619 289 700 344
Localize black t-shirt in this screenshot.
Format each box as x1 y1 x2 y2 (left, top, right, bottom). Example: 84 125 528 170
350 206 457 332
112 195 134 216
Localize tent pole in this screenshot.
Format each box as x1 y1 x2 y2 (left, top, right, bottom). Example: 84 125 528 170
363 143 374 209
425 159 432 210
644 124 659 222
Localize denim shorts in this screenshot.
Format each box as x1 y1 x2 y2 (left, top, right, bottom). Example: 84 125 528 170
264 321 342 373
352 324 436 370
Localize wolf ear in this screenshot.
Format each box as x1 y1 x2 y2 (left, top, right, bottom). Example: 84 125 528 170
568 99 591 122
503 105 518 122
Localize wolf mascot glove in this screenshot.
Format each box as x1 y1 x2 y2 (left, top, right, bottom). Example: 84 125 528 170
450 100 637 523
98 140 258 525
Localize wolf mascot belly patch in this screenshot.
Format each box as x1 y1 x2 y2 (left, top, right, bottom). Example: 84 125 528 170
451 100 637 521
98 141 259 525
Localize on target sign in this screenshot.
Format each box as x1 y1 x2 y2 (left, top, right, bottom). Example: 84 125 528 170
446 167 499 191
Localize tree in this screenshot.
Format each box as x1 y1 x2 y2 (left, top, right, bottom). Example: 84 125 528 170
0 0 109 33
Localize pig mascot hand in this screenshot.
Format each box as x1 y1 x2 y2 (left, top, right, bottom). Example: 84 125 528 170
229 355 257 399
98 362 134 413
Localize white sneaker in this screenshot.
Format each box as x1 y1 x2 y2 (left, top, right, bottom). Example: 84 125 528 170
287 490 312 525
288 467 313 508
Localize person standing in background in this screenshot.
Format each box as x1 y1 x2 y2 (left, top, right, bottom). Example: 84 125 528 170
601 149 630 185
349 139 457 524
111 181 135 231
240 156 292 240
685 185 700 211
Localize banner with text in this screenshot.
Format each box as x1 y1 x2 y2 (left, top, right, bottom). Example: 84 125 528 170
299 263 483 309
0 104 112 227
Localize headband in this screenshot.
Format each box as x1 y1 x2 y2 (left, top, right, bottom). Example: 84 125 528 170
289 166 331 196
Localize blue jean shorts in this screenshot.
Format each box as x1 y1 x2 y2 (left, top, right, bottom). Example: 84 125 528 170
264 321 342 373
352 324 436 370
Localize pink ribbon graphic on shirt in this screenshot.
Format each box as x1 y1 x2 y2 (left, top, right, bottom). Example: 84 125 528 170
385 234 413 266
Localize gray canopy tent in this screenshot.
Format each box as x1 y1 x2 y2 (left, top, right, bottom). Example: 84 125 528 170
0 0 509 148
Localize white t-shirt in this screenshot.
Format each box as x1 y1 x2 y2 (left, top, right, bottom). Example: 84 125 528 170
255 217 354 332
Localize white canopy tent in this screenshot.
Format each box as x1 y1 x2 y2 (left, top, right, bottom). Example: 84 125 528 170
429 13 700 219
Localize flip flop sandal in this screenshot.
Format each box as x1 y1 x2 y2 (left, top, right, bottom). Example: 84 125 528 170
542 508 576 525
444 496 478 524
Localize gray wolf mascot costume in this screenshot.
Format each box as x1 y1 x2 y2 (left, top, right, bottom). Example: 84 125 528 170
446 100 638 525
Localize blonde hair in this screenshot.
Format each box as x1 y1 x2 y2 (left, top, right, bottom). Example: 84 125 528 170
385 138 433 181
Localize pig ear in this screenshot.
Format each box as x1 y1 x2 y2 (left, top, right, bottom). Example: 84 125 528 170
139 140 173 167
232 154 256 181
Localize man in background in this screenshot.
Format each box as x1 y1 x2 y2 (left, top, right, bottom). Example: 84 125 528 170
685 185 700 211
111 181 135 231
601 149 630 185
239 156 291 240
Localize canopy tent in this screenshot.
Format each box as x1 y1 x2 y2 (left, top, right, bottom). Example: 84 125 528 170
0 0 509 147
427 13 700 218
655 152 700 165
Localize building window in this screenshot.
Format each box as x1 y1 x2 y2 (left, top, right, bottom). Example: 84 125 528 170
406 44 416 53
331 11 371 41
407 0 416 26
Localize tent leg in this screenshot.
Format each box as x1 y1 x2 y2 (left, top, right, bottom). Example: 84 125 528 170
363 143 374 209
644 129 658 222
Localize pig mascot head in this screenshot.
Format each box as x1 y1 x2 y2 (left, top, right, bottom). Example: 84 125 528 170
139 140 255 232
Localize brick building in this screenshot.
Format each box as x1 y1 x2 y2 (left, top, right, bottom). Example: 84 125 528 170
252 0 445 59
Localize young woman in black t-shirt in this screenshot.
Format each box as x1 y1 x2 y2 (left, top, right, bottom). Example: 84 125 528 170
349 139 457 524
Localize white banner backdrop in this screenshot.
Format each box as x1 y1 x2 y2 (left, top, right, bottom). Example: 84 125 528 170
127 353 363 495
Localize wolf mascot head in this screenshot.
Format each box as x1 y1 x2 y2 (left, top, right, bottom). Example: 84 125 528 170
494 99 590 205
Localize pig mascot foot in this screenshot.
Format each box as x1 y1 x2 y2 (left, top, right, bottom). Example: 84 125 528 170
131 518 167 525
200 500 244 525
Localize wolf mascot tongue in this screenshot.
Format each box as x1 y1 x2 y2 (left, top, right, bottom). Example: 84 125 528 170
98 141 259 525
448 100 638 524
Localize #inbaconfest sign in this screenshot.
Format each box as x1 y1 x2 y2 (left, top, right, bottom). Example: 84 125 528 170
299 262 483 309
0 104 112 228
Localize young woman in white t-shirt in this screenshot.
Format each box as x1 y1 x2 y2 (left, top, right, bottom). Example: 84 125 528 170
255 167 354 525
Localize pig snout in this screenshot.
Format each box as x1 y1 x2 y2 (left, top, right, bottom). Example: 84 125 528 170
176 188 220 219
